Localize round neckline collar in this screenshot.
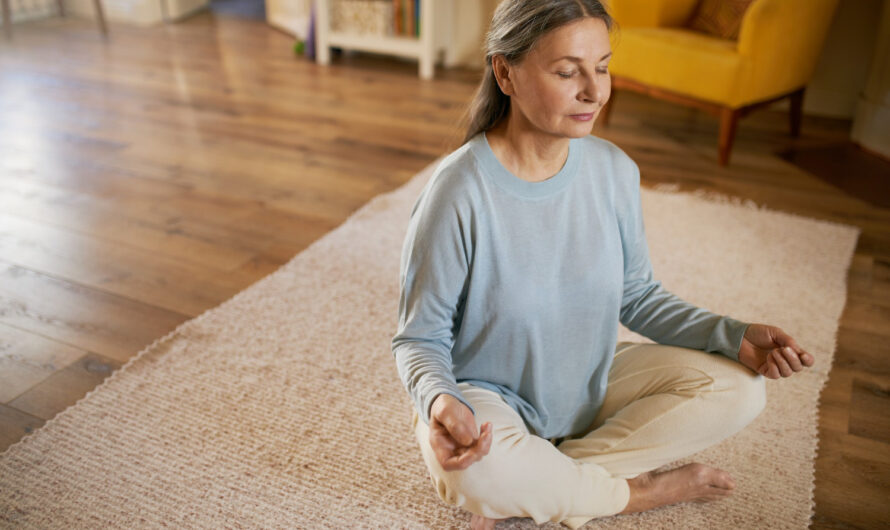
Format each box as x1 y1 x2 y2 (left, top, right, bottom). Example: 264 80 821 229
474 131 579 199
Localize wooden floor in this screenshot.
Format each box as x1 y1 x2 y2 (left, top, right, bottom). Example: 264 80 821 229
1 13 888 529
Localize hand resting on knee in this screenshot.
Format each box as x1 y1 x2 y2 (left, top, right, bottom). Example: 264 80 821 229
429 394 494 471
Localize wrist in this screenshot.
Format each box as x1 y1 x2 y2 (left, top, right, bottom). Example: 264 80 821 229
429 392 450 419
431 392 454 411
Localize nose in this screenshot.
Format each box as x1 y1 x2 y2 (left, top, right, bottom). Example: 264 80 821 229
578 72 603 105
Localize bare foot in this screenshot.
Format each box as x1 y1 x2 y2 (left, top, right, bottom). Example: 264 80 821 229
619 462 736 514
470 514 506 529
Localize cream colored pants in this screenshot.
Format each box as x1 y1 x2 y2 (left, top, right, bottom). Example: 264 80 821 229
411 342 767 529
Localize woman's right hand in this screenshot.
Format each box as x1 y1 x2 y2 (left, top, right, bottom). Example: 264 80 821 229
429 393 493 471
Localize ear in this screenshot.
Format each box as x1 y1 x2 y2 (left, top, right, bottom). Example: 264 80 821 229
491 54 516 96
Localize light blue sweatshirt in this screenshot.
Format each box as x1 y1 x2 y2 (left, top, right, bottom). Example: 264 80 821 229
391 132 750 439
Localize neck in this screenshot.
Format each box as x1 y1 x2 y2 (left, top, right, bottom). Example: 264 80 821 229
486 111 570 183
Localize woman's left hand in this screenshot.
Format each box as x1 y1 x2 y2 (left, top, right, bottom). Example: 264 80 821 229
737 323 815 379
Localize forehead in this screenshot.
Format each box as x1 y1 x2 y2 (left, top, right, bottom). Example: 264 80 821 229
531 17 611 62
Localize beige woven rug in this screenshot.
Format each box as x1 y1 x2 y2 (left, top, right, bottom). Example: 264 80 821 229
0 158 859 529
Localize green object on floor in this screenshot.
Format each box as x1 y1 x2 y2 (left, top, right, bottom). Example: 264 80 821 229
294 40 305 56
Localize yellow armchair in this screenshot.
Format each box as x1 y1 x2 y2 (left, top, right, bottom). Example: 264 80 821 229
601 0 839 165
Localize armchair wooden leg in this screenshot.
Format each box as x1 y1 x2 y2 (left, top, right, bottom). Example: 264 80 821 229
718 107 740 167
789 87 804 138
2 0 12 40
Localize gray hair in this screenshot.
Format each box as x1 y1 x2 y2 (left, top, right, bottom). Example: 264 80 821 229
459 0 616 145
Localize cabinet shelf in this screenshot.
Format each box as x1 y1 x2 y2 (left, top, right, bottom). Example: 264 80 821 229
315 0 440 79
327 31 422 58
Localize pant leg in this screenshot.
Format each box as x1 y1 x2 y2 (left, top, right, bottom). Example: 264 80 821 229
412 382 631 525
558 342 767 529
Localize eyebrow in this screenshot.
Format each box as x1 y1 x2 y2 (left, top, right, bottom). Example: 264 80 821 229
551 52 612 63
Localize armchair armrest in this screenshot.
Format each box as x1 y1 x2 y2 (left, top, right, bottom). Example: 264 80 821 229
737 0 839 89
605 0 700 28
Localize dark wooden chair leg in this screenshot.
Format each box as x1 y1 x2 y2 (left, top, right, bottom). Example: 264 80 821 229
599 89 615 127
790 87 804 138
718 107 740 166
2 0 12 40
93 0 107 36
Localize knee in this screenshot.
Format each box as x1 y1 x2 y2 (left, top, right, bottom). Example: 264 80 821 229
434 425 526 513
716 366 767 430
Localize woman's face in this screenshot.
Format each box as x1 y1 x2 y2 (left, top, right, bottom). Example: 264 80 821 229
496 17 612 139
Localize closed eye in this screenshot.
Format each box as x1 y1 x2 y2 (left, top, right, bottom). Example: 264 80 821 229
557 67 609 79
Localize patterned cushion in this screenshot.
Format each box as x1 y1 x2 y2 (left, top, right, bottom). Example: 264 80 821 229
685 0 756 40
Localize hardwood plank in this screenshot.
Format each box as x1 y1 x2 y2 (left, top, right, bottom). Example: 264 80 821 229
847 377 890 444
0 261 186 362
7 352 121 421
0 163 343 250
0 177 256 272
813 427 890 529
0 213 255 315
0 322 84 403
0 403 44 453
839 297 890 336
778 143 890 209
832 327 890 375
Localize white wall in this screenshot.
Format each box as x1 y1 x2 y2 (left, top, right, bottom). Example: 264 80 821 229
772 0 884 119
851 0 890 158
441 0 498 69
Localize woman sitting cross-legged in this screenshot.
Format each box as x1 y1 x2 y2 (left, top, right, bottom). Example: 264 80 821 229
391 1 815 528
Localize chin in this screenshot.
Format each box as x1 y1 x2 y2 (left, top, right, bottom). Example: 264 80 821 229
566 122 596 138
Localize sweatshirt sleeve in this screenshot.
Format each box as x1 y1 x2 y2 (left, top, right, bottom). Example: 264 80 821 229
391 176 476 426
616 158 750 362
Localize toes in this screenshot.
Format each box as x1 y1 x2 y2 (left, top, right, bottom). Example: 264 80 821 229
718 472 736 490
695 487 733 503
470 514 498 530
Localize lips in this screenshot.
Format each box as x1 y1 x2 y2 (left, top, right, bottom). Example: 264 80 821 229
570 113 594 121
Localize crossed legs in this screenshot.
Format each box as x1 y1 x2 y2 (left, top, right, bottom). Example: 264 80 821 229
412 342 767 528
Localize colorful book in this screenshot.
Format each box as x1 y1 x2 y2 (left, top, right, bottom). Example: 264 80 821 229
402 0 407 35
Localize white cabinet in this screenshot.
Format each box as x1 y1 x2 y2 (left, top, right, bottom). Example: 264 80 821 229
314 0 447 79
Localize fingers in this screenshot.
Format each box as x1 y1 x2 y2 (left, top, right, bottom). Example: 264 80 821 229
759 359 779 379
439 422 493 471
779 346 803 372
774 330 816 367
429 422 458 464
429 397 494 470
759 347 810 379
771 349 793 377
756 327 816 379
799 350 815 367
443 415 476 447
429 394 479 444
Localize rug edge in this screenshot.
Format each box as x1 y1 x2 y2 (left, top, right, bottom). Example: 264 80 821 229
649 183 863 237
802 221 861 527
